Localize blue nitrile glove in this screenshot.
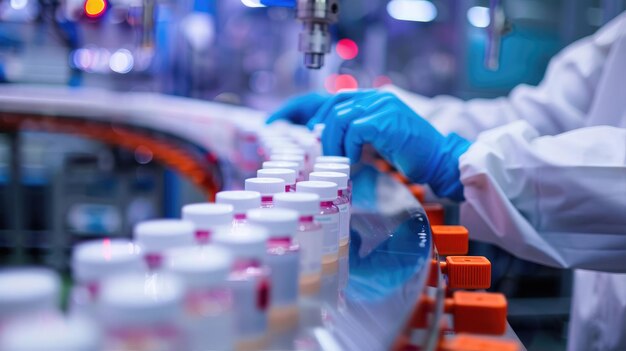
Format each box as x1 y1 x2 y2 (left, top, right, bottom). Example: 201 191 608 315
266 91 377 126
315 91 471 201
266 93 329 125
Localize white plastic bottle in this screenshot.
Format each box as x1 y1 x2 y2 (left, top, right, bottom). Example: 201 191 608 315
314 162 352 203
273 192 323 295
247 208 300 330
182 203 234 244
262 161 301 181
244 177 286 208
133 219 195 270
70 239 142 317
0 315 102 351
213 225 271 351
0 268 60 327
99 273 186 351
309 171 351 251
216 190 262 228
257 168 297 192
164 246 235 351
296 180 340 272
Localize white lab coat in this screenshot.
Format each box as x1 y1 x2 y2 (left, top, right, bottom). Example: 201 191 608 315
386 11 626 351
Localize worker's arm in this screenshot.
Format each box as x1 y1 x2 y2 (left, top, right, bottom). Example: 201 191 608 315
460 121 626 272
383 12 625 141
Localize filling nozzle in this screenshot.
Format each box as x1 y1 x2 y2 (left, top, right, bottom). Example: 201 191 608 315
296 0 339 69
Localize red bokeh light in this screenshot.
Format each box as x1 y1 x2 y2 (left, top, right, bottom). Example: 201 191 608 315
325 74 359 93
336 39 359 60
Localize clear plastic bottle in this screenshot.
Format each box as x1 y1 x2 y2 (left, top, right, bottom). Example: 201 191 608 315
270 154 306 180
213 225 271 351
70 239 143 317
273 192 323 295
216 190 262 229
133 219 195 270
182 203 234 244
309 171 351 252
314 162 352 203
99 273 186 351
245 177 286 208
0 315 102 351
257 168 297 192
247 208 300 330
296 180 339 272
0 268 60 328
164 246 235 351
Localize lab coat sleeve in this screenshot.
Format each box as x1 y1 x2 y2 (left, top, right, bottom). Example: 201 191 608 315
382 12 625 141
459 121 626 272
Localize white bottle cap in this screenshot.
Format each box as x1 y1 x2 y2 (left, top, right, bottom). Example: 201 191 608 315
99 273 184 326
247 208 299 238
0 268 60 319
262 161 300 173
213 225 268 260
315 156 351 165
216 190 262 215
270 154 304 169
296 181 338 202
273 193 320 217
72 239 142 284
309 171 349 190
164 246 233 289
133 219 195 254
0 316 101 351
182 203 234 230
244 177 286 196
257 168 296 185
314 162 350 177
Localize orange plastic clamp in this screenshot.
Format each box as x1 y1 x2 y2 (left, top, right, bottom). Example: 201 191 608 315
432 225 469 255
444 256 491 290
424 203 445 225
409 184 426 203
428 256 491 290
439 334 519 351
448 291 507 335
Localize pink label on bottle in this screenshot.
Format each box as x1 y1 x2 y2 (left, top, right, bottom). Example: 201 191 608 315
145 253 163 270
195 230 211 244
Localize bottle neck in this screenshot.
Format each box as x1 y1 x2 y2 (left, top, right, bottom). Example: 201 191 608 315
195 229 212 244
234 213 246 220
261 195 273 203
232 258 262 270
144 252 163 270
268 236 292 245
299 215 314 223
338 189 347 197
320 200 334 207
285 184 296 192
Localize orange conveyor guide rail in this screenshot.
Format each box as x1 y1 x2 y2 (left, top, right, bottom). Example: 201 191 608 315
375 159 521 351
0 112 222 201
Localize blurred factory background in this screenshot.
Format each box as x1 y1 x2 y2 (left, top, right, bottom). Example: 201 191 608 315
0 1 624 349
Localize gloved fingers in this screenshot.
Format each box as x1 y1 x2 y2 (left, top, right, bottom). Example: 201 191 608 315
266 93 328 125
306 90 377 129
343 114 383 163
322 93 396 157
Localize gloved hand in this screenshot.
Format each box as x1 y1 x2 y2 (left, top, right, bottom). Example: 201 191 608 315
266 91 377 126
313 91 471 201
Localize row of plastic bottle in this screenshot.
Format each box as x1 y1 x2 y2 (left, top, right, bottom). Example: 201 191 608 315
0 128 353 351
